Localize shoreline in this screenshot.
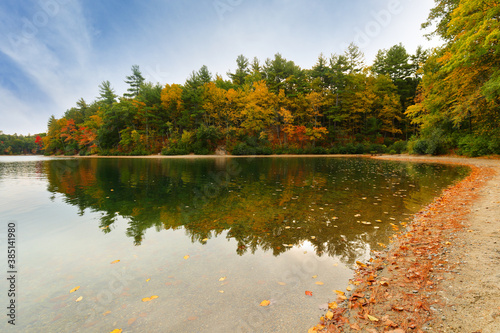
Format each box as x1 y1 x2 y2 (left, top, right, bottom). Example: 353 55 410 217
312 155 500 332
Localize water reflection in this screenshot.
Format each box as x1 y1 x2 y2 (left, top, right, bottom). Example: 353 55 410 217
43 157 468 265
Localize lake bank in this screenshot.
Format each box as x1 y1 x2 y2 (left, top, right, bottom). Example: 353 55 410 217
312 155 500 332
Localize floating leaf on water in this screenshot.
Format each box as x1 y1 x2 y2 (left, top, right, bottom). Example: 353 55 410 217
375 220 382 222
183 255 190 260
310 236 316 239
218 277 226 282
109 329 122 333
315 281 324 285
305 291 313 296
69 286 80 293
110 260 120 264
260 300 270 306
75 296 83 302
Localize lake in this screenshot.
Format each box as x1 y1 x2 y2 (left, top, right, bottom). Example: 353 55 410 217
0 156 468 332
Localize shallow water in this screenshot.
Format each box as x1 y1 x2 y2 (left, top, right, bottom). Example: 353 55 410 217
0 156 468 332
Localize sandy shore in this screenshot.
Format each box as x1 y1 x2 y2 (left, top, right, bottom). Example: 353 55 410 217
312 155 500 333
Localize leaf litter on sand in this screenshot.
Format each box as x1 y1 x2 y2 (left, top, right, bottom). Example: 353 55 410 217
312 162 491 332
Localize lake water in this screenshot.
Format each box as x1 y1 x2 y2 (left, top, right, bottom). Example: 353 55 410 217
0 156 468 332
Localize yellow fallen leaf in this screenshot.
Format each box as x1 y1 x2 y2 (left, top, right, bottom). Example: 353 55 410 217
75 296 83 302
69 286 80 293
219 276 226 282
146 278 150 282
110 260 120 264
202 238 208 242
315 281 324 285
325 310 333 320
355 261 367 267
103 311 111 316
277 282 286 286
367 314 379 322
333 263 338 266
312 275 318 278
445 241 451 245
328 302 338 309
333 290 345 296
150 295 158 300
142 297 151 302
183 255 190 260
219 290 224 293
346 286 352 291
260 300 270 306
109 329 122 333
310 236 316 239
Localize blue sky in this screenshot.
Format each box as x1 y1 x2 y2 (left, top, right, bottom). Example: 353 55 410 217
0 0 441 135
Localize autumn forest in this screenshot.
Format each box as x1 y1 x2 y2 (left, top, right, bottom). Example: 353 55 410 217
3 0 500 157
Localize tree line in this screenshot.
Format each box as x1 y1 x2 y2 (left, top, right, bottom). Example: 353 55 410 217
0 132 43 155
42 43 425 156
16 0 500 157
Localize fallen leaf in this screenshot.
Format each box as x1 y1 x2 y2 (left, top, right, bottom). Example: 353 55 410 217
69 286 80 293
142 295 158 302
312 275 318 278
315 281 324 285
110 260 120 264
146 278 150 282
325 310 333 320
183 255 190 260
328 302 338 309
355 261 367 268
219 277 226 282
109 330 122 333
260 300 270 306
387 330 405 333
202 238 208 242
333 290 345 296
219 290 224 293
150 295 158 300
103 311 111 316
350 323 361 330
127 318 136 325
346 286 352 291
187 316 198 321
305 291 313 296
367 314 379 322
310 236 316 239
75 296 83 302
277 282 286 286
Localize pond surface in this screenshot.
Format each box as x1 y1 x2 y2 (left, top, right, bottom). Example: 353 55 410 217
0 156 468 332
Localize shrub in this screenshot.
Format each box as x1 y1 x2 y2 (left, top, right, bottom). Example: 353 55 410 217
389 140 407 154
457 135 491 157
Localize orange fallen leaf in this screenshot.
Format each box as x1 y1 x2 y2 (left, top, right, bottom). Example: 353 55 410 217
75 296 83 302
328 302 338 309
110 260 120 264
69 286 80 293
218 290 224 293
312 275 318 278
146 278 150 282
218 277 226 282
305 290 313 296
346 286 352 291
277 282 286 286
350 323 361 330
183 255 190 260
103 311 111 316
260 300 270 306
142 295 158 302
315 281 324 285
355 261 367 267
333 290 345 296
109 330 122 333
